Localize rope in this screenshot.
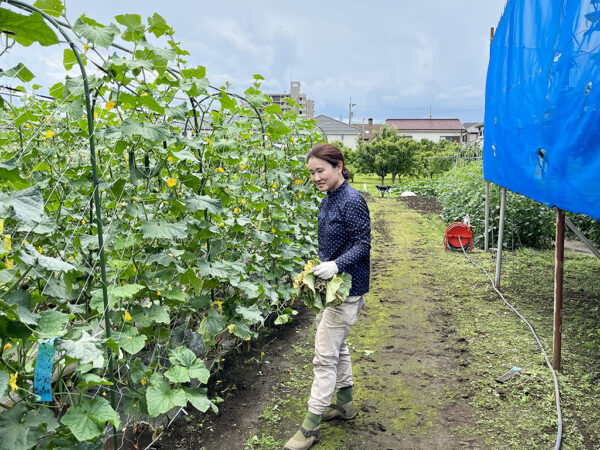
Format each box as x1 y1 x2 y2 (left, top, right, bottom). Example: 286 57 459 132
457 237 563 450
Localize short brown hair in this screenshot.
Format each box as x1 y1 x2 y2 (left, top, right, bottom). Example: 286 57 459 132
306 143 351 180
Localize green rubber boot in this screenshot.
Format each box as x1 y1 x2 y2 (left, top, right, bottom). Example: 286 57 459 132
284 412 321 450
323 386 356 421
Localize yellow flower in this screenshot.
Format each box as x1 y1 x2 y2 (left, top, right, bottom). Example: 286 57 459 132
24 123 31 129
240 199 246 205
4 235 11 251
93 112 98 119
3 343 12 352
9 372 17 392
239 164 247 170
206 138 213 146
168 156 174 163
156 291 161 296
267 132 271 137
295 179 303 185
105 101 115 111
166 178 177 188
272 182 277 189
290 137 295 142
124 311 132 321
271 228 276 233
45 130 54 139
219 222 225 227
38 246 43 254
216 167 225 173
298 193 302 199
133 196 139 201
141 378 147 385
6 260 13 270
227 324 236 333
233 207 240 214
81 219 86 225
140 92 149 97
84 43 89 52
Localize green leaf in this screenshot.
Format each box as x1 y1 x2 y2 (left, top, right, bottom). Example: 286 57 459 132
0 316 31 341
0 63 34 82
130 304 170 327
62 48 78 70
0 159 29 189
6 290 39 325
0 185 44 228
185 195 223 214
20 244 75 272
90 283 144 312
0 9 59 46
219 91 237 110
141 221 188 240
184 387 212 413
230 321 255 341
33 0 64 17
236 304 263 325
181 66 206 79
164 365 190 383
0 372 8 398
168 345 196 367
147 12 171 38
266 119 291 139
49 82 64 99
73 16 120 48
57 331 104 369
198 308 226 341
118 92 165 114
113 326 146 355
61 397 120 442
146 380 187 417
120 118 171 141
0 404 59 450
115 14 145 42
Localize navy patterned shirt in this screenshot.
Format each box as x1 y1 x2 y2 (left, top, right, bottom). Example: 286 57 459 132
317 181 371 296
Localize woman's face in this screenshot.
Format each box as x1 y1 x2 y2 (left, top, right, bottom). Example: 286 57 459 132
308 157 344 193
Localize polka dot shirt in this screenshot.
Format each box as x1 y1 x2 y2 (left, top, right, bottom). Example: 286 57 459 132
317 181 371 296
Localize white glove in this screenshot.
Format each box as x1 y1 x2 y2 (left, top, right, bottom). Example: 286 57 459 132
312 261 338 280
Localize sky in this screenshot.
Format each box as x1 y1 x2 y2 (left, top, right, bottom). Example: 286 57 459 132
3 0 508 124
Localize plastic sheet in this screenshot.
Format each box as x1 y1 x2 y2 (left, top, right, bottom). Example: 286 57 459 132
484 0 600 219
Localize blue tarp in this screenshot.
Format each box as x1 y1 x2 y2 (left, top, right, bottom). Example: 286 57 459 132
484 0 600 219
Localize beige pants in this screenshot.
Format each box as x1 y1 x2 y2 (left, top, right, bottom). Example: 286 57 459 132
307 295 365 415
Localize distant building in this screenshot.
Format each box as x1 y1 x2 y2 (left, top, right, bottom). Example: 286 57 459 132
462 122 484 143
385 118 466 143
267 81 314 118
315 115 361 149
353 118 384 141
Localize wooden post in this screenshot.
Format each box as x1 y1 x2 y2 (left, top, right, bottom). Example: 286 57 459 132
485 181 490 251
495 187 506 288
553 208 565 370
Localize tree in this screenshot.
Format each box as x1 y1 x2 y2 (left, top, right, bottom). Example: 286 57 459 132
354 126 415 185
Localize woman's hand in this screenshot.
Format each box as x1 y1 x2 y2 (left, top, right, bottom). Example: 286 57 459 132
312 261 338 279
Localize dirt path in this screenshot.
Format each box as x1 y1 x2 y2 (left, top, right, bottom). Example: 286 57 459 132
158 196 481 449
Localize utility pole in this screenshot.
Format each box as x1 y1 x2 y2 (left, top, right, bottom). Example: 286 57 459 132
349 97 356 124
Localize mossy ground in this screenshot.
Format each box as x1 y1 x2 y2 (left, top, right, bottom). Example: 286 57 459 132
159 194 600 449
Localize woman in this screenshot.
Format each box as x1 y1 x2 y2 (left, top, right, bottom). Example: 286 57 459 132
285 143 371 450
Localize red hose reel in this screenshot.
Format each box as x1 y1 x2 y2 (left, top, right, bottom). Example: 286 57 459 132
444 222 473 251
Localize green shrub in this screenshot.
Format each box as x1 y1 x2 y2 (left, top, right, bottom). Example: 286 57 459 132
392 178 438 197
435 162 556 249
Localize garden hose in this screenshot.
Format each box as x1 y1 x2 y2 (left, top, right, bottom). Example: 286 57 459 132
457 237 562 450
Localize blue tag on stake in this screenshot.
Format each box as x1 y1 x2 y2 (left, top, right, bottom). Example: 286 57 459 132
33 337 59 402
